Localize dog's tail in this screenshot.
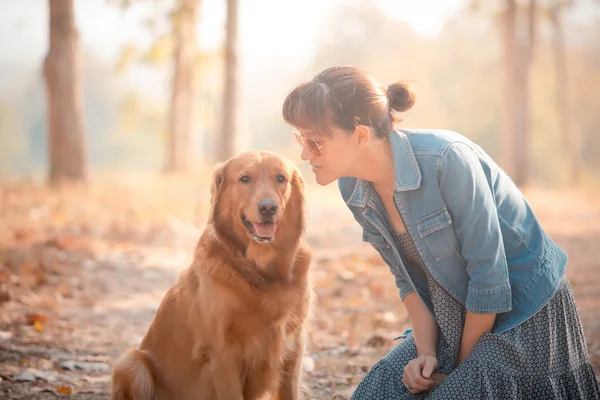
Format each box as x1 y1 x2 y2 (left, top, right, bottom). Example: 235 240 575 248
111 348 159 400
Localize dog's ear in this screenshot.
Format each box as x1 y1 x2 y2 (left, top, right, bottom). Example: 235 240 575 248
208 162 226 224
290 165 305 200
288 163 306 229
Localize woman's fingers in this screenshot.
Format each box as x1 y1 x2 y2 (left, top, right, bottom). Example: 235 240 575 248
405 378 431 394
410 359 434 387
403 360 434 393
421 356 438 379
431 372 448 388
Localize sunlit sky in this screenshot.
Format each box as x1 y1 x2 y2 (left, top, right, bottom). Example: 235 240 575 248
0 0 466 68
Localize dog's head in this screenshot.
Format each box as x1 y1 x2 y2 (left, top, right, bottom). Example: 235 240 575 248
209 150 305 246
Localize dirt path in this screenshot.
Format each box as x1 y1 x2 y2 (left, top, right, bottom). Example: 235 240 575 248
1 182 599 399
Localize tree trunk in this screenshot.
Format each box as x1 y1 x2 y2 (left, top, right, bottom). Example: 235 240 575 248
218 0 240 162
166 0 200 173
512 0 536 186
500 0 518 182
549 4 581 185
44 0 87 185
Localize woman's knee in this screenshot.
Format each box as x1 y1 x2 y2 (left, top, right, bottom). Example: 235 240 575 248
352 358 405 400
354 338 416 389
379 338 418 372
351 337 419 399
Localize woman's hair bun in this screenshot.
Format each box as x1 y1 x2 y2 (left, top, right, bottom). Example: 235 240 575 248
387 81 416 112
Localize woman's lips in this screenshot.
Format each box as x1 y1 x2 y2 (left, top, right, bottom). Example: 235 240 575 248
311 165 322 172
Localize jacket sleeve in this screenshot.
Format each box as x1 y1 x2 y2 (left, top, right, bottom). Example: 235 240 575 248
438 142 512 314
395 273 414 301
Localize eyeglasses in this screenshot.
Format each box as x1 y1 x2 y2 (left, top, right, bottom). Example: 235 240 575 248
293 130 348 156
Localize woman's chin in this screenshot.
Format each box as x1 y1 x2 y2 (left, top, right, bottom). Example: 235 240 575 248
314 170 337 186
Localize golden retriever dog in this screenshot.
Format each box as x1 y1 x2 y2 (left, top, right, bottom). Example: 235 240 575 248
111 150 313 400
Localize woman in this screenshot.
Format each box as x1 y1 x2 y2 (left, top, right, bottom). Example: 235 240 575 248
282 65 600 399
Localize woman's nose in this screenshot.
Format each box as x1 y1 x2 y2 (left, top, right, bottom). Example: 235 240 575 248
300 144 314 161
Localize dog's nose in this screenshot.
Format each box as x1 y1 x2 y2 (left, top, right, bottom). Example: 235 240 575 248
258 198 278 217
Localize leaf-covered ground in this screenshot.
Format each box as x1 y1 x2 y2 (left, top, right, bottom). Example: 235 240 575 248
1 177 599 399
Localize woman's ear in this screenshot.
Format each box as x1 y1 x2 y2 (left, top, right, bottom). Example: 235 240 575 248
355 125 372 147
208 163 226 223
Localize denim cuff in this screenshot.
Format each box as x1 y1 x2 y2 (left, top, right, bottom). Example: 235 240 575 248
466 283 512 314
399 287 415 301
395 274 414 301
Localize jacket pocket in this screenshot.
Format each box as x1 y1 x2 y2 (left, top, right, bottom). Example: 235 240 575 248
417 208 463 261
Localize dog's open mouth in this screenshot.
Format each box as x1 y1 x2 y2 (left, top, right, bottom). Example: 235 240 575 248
241 215 278 243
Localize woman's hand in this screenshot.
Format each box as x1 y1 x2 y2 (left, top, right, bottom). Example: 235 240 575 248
402 353 438 394
431 372 448 389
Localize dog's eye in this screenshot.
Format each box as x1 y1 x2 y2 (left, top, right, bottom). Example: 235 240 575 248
276 174 287 183
239 175 251 183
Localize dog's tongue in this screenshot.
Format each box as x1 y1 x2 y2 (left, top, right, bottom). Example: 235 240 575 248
253 223 277 238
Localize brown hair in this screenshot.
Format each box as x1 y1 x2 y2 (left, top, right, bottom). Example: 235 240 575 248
282 65 416 139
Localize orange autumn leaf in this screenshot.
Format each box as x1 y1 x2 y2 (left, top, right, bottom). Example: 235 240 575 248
26 313 48 324
33 320 44 332
26 313 48 332
56 386 72 394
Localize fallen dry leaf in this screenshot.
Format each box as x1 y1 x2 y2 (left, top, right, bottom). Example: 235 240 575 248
56 385 72 394
24 313 49 332
25 313 48 324
25 313 48 323
33 319 44 332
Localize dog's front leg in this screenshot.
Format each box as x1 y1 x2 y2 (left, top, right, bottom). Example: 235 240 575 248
210 351 244 400
275 329 307 400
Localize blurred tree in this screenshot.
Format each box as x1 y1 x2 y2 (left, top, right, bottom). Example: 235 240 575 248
571 10 600 179
217 0 240 162
470 0 537 186
499 0 526 186
166 0 201 172
548 0 581 186
472 0 600 186
44 0 87 185
111 0 224 172
512 0 537 186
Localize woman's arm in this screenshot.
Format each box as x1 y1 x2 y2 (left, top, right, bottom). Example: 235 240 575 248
403 292 438 357
436 143 510 370
457 311 496 365
437 143 513 316
401 292 439 393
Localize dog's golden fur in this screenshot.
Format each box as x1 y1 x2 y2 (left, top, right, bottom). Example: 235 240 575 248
111 151 313 400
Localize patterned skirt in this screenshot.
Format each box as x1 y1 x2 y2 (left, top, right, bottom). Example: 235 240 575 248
351 233 600 399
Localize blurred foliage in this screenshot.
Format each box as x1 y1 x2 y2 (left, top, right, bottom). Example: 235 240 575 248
0 1 598 187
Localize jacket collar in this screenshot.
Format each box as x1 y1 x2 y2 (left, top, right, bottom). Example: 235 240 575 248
346 129 422 208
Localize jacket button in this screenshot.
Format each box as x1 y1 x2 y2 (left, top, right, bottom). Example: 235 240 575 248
435 256 440 261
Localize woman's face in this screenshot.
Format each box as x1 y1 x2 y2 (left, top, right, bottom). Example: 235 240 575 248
295 125 362 186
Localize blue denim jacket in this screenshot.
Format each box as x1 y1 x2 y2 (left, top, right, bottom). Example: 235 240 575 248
338 129 568 334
